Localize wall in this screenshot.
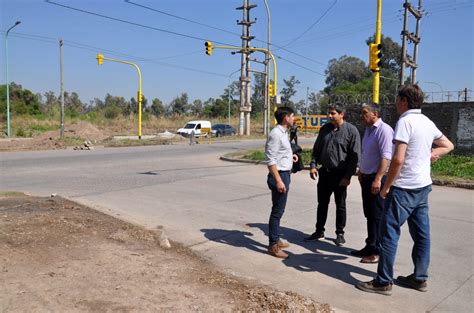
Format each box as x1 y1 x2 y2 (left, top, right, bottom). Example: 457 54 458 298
344 102 473 155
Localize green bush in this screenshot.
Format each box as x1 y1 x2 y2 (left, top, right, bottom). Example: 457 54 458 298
103 105 121 119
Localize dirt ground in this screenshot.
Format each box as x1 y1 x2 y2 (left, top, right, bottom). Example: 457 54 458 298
0 194 332 312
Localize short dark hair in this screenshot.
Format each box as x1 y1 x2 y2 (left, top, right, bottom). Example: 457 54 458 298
398 84 424 109
328 102 345 114
274 106 294 125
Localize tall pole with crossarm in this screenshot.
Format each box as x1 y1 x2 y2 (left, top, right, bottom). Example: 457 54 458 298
5 21 21 137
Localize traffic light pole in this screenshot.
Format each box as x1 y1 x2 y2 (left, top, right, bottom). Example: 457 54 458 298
96 54 143 139
373 0 382 105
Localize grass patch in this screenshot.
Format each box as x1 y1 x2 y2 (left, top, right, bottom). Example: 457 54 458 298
431 155 474 180
0 191 25 197
105 137 174 147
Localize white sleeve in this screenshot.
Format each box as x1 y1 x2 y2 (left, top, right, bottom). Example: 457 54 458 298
393 118 411 144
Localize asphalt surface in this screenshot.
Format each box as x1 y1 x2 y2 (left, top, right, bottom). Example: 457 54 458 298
1 139 472 312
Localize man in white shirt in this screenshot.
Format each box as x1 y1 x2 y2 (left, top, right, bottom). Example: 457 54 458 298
265 107 298 259
356 84 454 295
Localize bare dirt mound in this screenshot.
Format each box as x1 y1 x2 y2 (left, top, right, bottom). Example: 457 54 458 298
0 194 332 312
0 122 109 151
38 121 110 142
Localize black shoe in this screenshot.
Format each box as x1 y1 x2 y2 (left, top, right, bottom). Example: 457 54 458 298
304 230 324 241
335 234 346 246
356 279 392 296
351 246 373 257
396 274 428 292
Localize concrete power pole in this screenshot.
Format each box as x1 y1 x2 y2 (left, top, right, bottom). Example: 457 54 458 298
236 0 256 136
400 0 422 85
59 39 65 139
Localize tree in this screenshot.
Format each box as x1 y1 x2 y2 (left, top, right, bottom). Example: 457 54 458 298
280 76 300 108
64 91 85 117
150 98 165 117
324 56 371 94
190 99 203 116
169 93 189 115
250 73 265 116
43 90 59 115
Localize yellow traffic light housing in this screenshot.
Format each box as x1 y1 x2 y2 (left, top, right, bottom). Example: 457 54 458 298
205 41 213 56
96 54 104 65
369 43 382 72
268 83 275 97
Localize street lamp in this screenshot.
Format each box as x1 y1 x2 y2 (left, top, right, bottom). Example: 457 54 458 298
5 21 21 137
96 54 143 139
263 0 271 137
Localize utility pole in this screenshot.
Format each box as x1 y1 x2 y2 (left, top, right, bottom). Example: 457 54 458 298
236 0 256 136
59 39 65 138
464 88 468 102
400 0 422 85
305 87 309 136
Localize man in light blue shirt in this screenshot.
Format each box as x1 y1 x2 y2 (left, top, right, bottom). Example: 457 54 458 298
265 106 298 259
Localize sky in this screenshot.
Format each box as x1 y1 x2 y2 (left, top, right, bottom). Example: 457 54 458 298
1 0 473 106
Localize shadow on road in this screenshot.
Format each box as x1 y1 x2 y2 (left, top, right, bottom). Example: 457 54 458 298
201 223 376 286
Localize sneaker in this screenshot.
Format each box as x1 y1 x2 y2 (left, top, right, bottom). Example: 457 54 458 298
335 234 346 246
268 244 288 259
356 279 392 296
360 254 379 264
277 239 290 248
351 246 373 257
304 230 324 241
396 274 428 292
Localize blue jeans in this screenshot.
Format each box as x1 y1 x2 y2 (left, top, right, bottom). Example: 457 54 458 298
376 185 432 285
267 171 291 246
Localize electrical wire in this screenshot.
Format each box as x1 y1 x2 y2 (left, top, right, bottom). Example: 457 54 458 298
44 0 233 46
282 0 338 47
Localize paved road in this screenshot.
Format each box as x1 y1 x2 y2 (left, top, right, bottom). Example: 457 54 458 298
1 140 472 312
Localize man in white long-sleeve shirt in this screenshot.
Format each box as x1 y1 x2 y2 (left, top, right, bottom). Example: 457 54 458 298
265 106 298 259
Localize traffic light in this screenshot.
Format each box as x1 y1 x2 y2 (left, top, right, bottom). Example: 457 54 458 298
96 54 104 65
137 91 143 102
205 41 213 56
369 43 382 72
268 84 274 97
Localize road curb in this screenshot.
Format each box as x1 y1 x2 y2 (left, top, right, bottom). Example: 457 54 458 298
220 156 473 190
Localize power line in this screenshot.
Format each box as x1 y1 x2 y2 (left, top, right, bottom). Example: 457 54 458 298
124 0 242 37
283 0 338 47
123 0 329 67
2 30 229 78
44 0 233 46
275 55 325 77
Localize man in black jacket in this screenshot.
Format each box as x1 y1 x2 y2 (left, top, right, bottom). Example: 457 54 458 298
305 103 361 246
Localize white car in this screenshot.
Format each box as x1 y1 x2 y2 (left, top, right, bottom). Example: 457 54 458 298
177 120 211 137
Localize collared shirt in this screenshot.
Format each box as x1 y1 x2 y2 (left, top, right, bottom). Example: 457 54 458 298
360 118 394 174
265 124 293 171
310 121 361 179
393 109 443 189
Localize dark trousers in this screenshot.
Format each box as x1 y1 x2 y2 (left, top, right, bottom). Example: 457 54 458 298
360 174 386 254
316 168 347 235
267 171 291 246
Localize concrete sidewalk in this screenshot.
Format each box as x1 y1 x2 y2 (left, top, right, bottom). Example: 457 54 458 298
74 159 473 313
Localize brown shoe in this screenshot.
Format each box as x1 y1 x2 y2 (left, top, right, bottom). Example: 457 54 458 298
356 279 392 296
360 254 379 264
268 244 288 259
277 239 290 248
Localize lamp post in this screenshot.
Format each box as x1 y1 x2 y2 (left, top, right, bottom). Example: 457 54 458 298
263 0 271 137
5 21 21 137
96 54 143 139
425 81 444 102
